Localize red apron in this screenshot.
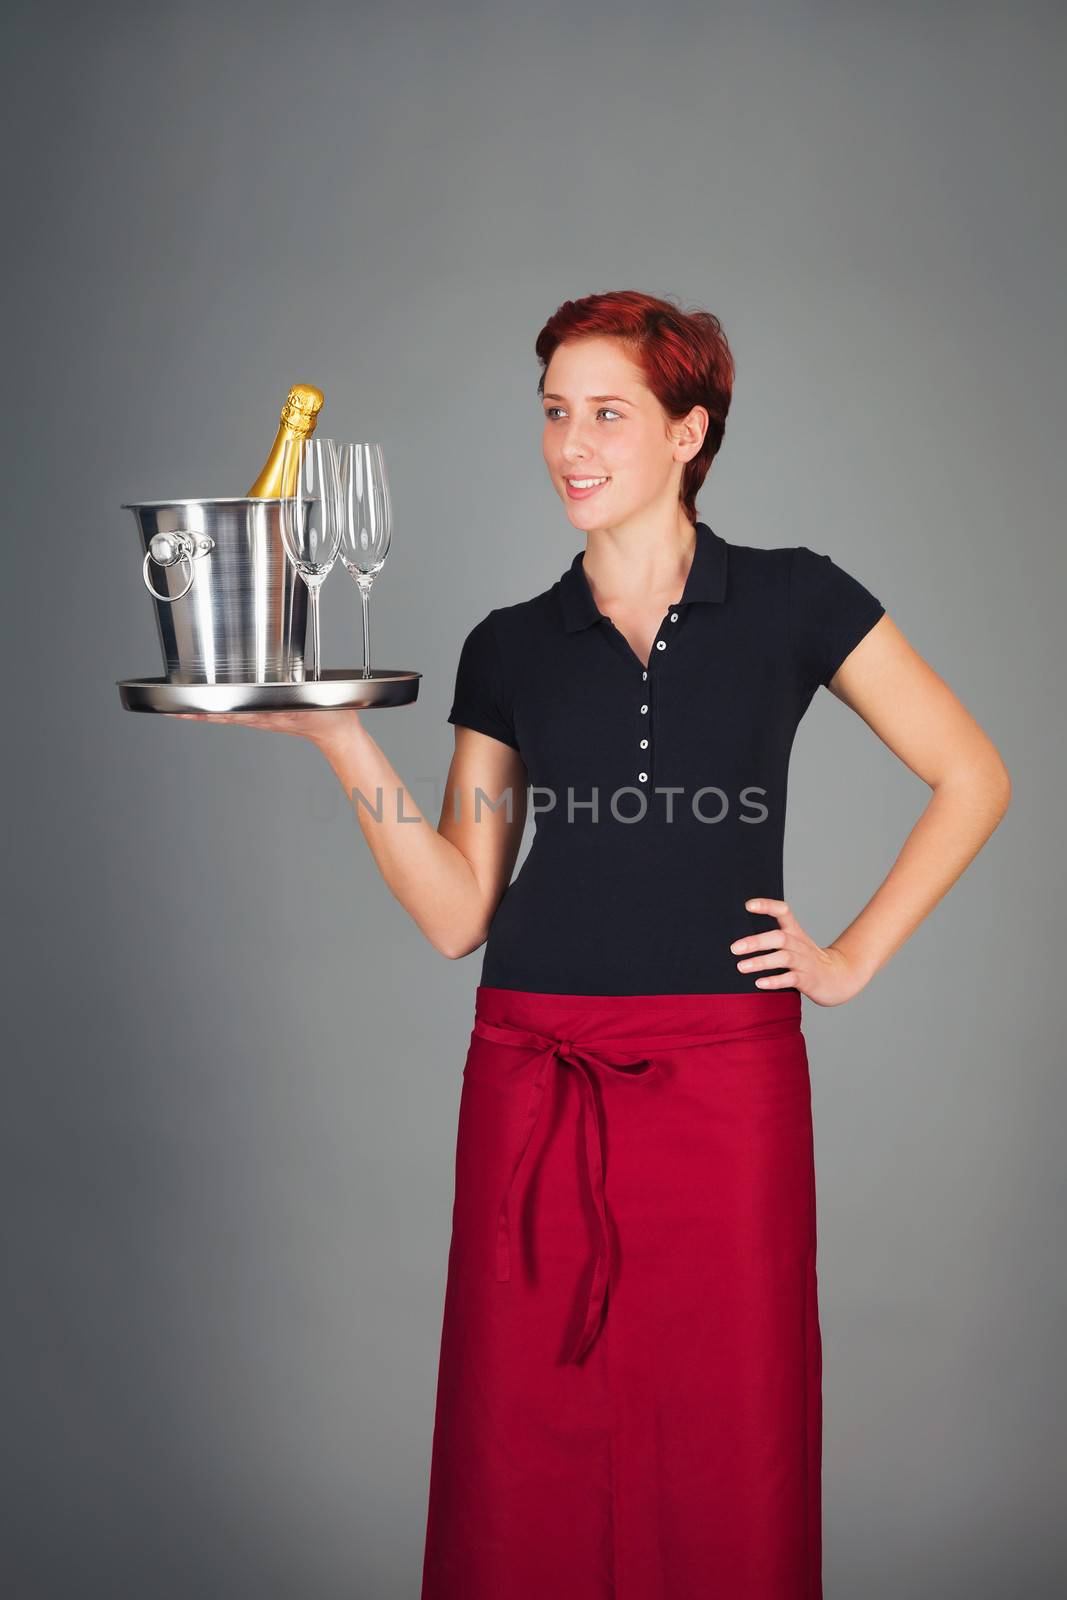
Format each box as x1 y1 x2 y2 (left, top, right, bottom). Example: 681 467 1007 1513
421 985 822 1599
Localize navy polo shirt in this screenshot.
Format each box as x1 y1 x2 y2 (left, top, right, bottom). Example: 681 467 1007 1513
447 521 885 995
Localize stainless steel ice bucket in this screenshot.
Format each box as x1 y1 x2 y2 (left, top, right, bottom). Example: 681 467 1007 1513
124 498 310 684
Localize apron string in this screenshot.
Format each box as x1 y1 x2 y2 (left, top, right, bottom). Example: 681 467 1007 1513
470 1011 798 1363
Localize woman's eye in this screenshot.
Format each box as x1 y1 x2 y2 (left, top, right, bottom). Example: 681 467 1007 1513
542 407 622 421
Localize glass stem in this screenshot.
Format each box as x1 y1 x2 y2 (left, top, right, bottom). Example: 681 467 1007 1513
361 583 371 677
285 564 294 679
311 586 322 681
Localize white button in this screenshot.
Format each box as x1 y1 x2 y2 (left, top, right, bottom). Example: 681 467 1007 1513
656 640 666 651
639 738 648 749
642 670 647 680
640 703 648 714
638 771 648 782
670 612 678 622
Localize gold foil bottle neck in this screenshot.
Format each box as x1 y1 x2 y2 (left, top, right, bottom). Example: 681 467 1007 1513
246 383 326 497
279 383 325 436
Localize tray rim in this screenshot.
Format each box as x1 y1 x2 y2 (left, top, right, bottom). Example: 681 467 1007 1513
117 668 421 687
117 668 421 713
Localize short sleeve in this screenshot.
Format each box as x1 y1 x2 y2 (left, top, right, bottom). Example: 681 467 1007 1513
447 611 519 750
789 545 886 689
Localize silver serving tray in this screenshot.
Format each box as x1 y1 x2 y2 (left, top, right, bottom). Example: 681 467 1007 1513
118 669 421 714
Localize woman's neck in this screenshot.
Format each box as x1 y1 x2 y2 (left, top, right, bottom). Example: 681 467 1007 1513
579 513 697 613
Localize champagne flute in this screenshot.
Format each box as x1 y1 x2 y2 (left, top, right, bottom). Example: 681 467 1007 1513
279 437 342 682
336 443 392 678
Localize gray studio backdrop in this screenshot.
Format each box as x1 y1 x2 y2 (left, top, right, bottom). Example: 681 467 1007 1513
4 2 1064 1596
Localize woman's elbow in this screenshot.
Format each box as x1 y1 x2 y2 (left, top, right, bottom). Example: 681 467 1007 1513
953 747 1013 827
994 762 1012 826
439 939 486 962
985 746 1012 822
433 924 490 962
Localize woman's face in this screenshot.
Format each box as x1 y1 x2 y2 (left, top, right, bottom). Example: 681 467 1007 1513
541 336 703 531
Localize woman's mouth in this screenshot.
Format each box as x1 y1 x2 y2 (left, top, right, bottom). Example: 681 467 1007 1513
565 475 611 500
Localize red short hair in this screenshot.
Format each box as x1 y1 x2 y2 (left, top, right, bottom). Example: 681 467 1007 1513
535 290 735 525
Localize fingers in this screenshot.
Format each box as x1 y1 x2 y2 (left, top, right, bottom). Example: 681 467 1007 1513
744 897 792 919
730 928 789 955
160 711 285 727
751 970 800 989
732 897 804 980
731 898 797 957
162 712 236 722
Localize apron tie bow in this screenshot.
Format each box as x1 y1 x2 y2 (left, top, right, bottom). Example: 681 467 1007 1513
469 1007 799 1363
471 1017 657 1364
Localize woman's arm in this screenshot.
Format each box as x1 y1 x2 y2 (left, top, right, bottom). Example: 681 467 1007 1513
164 708 529 960
824 614 1011 979
732 614 1012 1002
315 715 529 960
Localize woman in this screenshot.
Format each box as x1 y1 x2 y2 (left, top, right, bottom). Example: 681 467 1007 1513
167 291 1011 1597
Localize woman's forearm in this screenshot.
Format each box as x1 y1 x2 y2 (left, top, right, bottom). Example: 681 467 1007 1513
829 752 1012 985
311 715 487 959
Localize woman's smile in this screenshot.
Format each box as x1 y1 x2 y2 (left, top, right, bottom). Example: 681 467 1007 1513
564 474 611 499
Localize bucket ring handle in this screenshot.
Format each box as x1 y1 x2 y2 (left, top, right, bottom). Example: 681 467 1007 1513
142 530 215 603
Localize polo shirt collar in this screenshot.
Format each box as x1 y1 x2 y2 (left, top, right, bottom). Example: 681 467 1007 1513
558 519 727 632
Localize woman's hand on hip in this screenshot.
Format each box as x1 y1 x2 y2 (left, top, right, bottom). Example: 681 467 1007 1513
729 896 870 1006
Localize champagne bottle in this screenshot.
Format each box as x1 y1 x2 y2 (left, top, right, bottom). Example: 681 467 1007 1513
246 383 325 497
